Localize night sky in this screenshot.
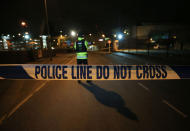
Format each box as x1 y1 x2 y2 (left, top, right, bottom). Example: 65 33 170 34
0 0 189 36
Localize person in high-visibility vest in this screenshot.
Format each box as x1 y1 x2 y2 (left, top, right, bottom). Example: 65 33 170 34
74 36 88 64
74 36 90 83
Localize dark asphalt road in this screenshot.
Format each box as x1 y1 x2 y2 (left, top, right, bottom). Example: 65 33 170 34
0 52 189 131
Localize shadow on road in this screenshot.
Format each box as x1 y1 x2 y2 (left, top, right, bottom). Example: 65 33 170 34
80 82 138 121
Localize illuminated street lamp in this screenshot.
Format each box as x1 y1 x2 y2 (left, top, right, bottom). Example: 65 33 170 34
71 31 76 37
124 29 127 34
24 34 30 40
118 34 123 40
102 34 105 38
21 21 27 27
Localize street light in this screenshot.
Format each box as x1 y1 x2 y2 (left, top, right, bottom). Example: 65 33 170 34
21 21 27 27
71 31 76 37
124 29 127 34
118 34 123 40
24 34 30 40
102 34 105 38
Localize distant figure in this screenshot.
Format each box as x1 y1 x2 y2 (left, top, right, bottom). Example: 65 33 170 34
74 35 91 83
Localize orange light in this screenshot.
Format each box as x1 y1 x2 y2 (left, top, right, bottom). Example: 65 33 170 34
21 21 26 27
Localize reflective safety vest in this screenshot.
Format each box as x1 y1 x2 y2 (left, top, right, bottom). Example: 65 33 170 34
74 40 88 59
75 40 87 52
76 52 88 59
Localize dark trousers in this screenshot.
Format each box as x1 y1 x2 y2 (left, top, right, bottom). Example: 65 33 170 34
77 59 91 82
77 59 88 65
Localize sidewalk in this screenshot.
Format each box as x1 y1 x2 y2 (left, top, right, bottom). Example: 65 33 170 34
117 49 190 56
114 49 190 65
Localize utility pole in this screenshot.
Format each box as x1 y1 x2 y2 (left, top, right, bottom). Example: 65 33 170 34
44 0 52 61
108 40 111 53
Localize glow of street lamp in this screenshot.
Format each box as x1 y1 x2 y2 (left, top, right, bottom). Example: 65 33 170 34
118 34 123 40
102 34 105 38
24 34 30 39
21 21 26 27
71 31 76 37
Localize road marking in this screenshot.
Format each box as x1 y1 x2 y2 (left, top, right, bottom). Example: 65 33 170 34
137 82 151 92
162 99 188 118
7 81 48 118
137 82 188 118
0 81 48 125
62 56 74 64
0 114 7 125
66 55 75 64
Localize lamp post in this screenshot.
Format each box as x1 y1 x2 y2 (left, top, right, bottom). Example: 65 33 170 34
44 0 52 61
20 21 28 49
108 40 111 53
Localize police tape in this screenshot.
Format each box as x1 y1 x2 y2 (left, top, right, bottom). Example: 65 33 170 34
0 65 189 80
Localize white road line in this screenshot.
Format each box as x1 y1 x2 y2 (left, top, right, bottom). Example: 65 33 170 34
162 99 188 118
0 55 74 124
7 81 48 118
66 56 75 64
137 82 151 92
0 114 7 125
0 81 48 125
137 83 188 118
